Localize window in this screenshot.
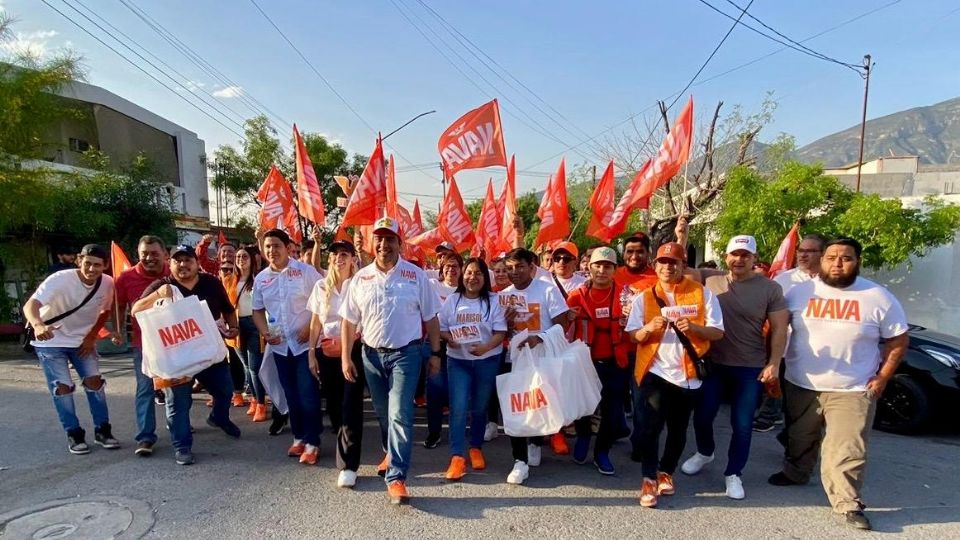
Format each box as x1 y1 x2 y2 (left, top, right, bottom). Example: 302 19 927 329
68 138 90 153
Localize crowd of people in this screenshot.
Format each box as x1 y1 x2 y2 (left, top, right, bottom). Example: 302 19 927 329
23 217 909 530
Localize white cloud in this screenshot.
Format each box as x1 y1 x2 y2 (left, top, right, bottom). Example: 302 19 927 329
0 29 60 58
213 85 243 98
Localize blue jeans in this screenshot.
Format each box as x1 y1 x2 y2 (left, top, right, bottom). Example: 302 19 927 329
164 360 233 451
692 363 764 476
575 360 629 454
362 341 422 483
132 348 157 444
236 316 266 403
274 350 322 445
447 355 500 456
36 346 110 433
425 348 448 437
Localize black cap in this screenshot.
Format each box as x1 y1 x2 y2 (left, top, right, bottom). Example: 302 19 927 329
170 244 197 259
79 244 108 260
329 240 356 254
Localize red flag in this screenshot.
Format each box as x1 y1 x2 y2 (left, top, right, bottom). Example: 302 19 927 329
768 223 801 278
111 241 132 278
437 176 476 252
603 159 652 241
473 179 501 259
534 158 569 249
498 155 519 252
341 138 387 228
256 165 298 232
385 155 399 220
630 97 694 205
293 125 326 226
412 199 424 233
586 160 617 242
216 230 227 247
408 227 445 252
438 99 507 178
397 204 423 240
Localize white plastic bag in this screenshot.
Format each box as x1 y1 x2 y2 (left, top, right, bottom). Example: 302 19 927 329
259 344 288 415
136 290 228 379
497 332 565 437
538 325 602 424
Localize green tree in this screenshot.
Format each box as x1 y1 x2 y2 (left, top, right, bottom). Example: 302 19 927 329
713 162 960 269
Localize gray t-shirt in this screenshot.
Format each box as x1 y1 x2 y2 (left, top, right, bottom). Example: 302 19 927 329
705 273 787 368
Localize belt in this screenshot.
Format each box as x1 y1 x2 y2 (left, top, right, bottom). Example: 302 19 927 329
364 339 420 354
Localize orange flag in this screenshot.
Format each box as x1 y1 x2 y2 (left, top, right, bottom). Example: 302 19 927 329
437 176 476 252
218 230 227 246
534 158 569 249
341 138 386 228
397 204 423 240
630 97 694 205
256 165 298 233
293 125 326 227
438 99 507 178
408 227 445 252
473 179 501 259
111 241 132 278
412 199 424 234
385 155 399 220
498 155 519 252
586 160 617 242
768 222 801 278
603 159 652 241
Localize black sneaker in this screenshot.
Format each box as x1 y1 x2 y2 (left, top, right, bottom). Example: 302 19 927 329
844 510 871 530
630 449 643 463
768 471 804 486
175 449 195 465
94 423 121 449
134 441 154 457
423 432 441 449
154 390 166 405
269 412 288 436
206 415 241 439
753 418 776 432
67 428 90 455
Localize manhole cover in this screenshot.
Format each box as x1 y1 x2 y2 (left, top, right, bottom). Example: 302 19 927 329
0 496 153 539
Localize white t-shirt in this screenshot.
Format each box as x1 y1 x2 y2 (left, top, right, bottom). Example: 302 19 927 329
533 266 555 285
251 259 322 356
307 278 352 339
625 287 724 390
553 272 587 296
439 293 508 360
501 279 569 336
430 278 457 304
30 270 115 349
784 276 908 392
339 259 441 349
774 267 817 296
236 280 253 317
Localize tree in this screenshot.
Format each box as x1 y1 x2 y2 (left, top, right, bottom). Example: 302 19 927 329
713 162 960 269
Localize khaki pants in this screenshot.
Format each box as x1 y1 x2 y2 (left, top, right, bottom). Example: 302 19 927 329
782 380 877 513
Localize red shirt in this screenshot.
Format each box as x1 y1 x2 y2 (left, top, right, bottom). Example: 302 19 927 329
566 285 617 360
195 238 219 274
115 262 170 347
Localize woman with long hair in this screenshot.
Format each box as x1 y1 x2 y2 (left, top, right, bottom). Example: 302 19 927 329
438 257 507 480
225 245 269 422
307 240 369 488
423 252 464 449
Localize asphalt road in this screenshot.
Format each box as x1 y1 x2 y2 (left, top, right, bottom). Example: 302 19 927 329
1 351 958 539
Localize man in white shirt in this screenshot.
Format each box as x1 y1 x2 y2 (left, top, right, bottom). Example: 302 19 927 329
24 244 119 455
550 241 587 296
252 229 323 465
339 217 442 505
768 238 909 531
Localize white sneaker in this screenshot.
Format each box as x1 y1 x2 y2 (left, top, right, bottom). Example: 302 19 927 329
680 452 714 475
483 422 499 442
725 474 745 499
527 443 542 467
506 460 529 485
337 469 357 489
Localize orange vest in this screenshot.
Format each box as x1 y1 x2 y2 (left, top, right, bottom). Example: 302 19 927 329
634 277 712 384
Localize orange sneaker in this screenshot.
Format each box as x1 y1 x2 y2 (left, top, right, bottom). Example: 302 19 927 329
231 393 245 407
551 433 570 455
468 448 486 470
640 478 658 507
287 441 306 457
657 471 675 496
246 400 257 416
445 456 467 481
299 445 319 465
377 454 389 477
252 403 268 422
414 396 426 408
387 480 410 505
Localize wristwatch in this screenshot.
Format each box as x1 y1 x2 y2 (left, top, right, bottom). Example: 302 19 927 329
431 350 442 357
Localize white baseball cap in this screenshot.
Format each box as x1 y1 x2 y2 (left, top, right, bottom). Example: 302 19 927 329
589 246 618 265
725 235 757 255
373 216 401 237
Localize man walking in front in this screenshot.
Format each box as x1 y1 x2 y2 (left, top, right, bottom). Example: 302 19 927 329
340 217 442 505
768 238 909 531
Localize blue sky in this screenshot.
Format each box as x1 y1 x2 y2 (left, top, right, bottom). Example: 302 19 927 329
4 0 959 207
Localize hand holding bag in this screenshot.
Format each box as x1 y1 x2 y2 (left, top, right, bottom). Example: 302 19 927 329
136 287 228 379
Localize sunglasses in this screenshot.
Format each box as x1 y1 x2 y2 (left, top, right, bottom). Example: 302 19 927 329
552 255 575 263
220 267 234 273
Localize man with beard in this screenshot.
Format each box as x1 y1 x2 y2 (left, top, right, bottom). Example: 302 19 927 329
768 238 909 531
115 236 170 456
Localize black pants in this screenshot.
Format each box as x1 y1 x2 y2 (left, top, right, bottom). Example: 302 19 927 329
635 373 699 479
227 346 246 393
321 343 369 472
574 360 628 455
510 435 544 462
486 352 510 425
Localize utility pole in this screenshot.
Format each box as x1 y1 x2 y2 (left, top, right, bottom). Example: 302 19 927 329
592 165 597 188
855 54 872 193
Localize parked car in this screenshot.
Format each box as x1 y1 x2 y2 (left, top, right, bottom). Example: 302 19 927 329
875 324 960 434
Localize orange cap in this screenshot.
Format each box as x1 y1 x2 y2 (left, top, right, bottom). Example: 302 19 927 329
655 242 686 262
553 241 579 259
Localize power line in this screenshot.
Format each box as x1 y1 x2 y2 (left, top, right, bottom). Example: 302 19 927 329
245 0 442 183
40 0 246 139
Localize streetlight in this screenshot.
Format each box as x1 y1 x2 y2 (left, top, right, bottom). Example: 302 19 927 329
382 110 437 141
